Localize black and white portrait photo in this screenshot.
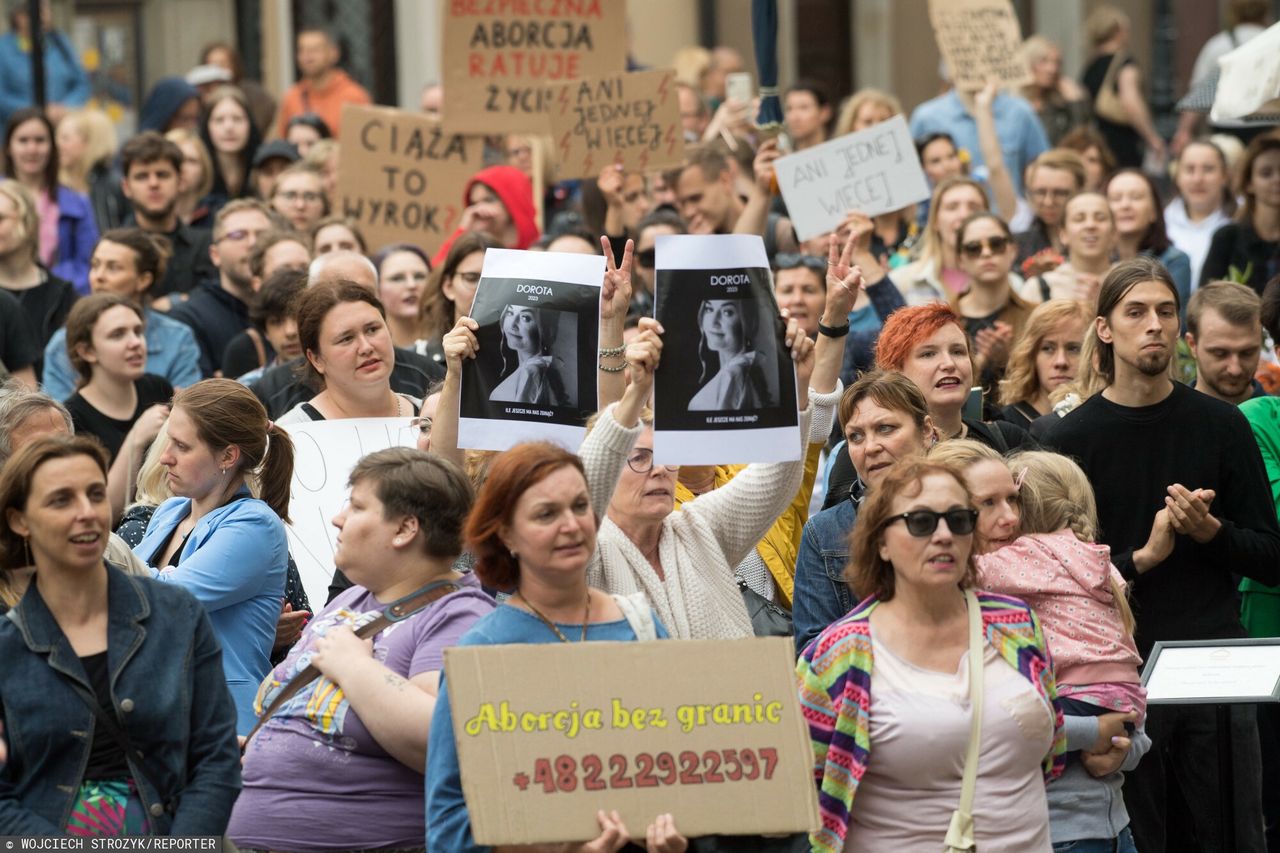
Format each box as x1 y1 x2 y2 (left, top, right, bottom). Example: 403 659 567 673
459 249 603 451
688 296 779 411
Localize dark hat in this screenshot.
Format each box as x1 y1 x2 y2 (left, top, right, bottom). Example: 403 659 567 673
252 139 300 169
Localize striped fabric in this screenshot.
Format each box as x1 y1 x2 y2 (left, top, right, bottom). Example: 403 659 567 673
796 589 1067 853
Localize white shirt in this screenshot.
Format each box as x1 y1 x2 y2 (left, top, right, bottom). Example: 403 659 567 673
1163 197 1232 290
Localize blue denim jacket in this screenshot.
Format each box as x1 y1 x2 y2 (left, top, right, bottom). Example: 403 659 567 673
792 497 859 655
0 563 241 834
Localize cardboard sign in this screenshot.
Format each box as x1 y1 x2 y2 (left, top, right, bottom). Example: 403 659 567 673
445 637 819 844
458 248 603 451
652 234 801 465
548 68 684 180
772 115 931 242
442 0 629 134
280 417 418 608
335 104 485 257
928 0 1031 91
1210 21 1280 121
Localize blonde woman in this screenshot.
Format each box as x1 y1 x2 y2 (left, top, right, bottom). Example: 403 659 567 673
997 300 1090 427
56 107 124 230
302 138 339 198
1021 36 1089 145
165 128 214 227
890 176 990 305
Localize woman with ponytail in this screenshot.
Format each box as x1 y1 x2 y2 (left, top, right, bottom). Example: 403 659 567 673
133 378 295 735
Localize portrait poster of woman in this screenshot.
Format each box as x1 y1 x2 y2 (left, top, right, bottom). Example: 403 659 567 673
653 234 800 465
459 248 603 451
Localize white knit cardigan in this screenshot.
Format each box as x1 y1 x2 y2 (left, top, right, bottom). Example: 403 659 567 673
582 393 831 640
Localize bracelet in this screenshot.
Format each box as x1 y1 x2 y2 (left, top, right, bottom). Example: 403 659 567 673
598 362 626 373
598 343 626 358
818 320 850 338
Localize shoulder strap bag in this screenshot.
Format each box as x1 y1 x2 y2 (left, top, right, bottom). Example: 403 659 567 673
1094 53 1131 125
943 589 985 852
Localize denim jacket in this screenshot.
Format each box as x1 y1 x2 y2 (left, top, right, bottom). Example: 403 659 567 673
0 563 241 835
792 496 859 655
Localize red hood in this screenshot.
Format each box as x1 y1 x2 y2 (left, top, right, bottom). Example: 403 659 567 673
465 165 540 250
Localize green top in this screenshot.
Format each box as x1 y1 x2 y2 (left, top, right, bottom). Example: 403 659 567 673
1239 396 1280 637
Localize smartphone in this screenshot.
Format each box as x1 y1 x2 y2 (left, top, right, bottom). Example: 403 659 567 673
726 71 753 105
963 386 984 422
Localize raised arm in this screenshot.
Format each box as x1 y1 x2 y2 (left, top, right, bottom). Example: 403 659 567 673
429 317 479 471
973 82 1019 222
735 139 780 239
596 237 634 410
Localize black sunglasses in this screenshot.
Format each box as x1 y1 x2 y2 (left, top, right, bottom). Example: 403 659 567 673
885 508 978 537
960 235 1011 259
636 248 656 267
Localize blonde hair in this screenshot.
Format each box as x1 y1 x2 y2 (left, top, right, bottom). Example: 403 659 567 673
58 108 118 191
998 299 1091 407
0 180 40 262
165 128 214 199
1006 449 1136 635
834 88 903 137
304 138 339 170
918 177 990 272
672 46 713 87
1085 6 1130 49
927 438 1002 469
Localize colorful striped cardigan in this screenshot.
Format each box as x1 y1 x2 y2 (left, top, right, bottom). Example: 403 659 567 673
796 590 1067 853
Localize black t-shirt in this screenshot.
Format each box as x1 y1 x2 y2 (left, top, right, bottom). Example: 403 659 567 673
2 269 77 377
0 288 41 373
1081 53 1142 168
80 651 131 779
65 374 174 463
221 328 275 382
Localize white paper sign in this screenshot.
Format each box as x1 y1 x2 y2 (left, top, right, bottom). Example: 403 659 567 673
459 249 604 453
773 115 930 241
1144 642 1280 703
1210 21 1280 122
281 418 418 609
652 234 801 465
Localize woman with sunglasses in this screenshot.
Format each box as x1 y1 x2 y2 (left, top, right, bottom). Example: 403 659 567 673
890 177 990 306
954 213 1034 389
798 456 1064 852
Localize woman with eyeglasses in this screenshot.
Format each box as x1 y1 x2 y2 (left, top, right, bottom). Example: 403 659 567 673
417 232 500 370
954 213 1035 387
630 209 684 316
268 162 327 235
798 455 1064 852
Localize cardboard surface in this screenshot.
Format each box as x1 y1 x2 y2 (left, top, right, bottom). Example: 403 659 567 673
442 0 629 134
548 68 684 180
928 0 1031 91
335 104 485 257
445 637 819 845
772 115 931 241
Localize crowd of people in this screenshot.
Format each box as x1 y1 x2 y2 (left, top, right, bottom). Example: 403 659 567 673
1 2 1280 851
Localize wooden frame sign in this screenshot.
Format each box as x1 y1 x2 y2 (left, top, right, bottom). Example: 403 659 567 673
445 637 820 844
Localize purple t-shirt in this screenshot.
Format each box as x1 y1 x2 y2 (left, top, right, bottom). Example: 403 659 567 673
227 574 494 851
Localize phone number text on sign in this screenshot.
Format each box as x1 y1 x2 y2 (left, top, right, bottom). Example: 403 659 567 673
511 747 780 793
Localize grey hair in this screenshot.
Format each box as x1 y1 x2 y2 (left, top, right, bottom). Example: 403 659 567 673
308 250 378 289
0 381 74 465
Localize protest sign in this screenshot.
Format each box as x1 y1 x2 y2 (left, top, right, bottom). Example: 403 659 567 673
548 68 684 180
928 0 1031 91
442 0 628 134
1210 21 1280 122
773 114 931 241
335 104 485 257
445 637 819 844
459 248 603 451
281 417 418 607
652 234 800 465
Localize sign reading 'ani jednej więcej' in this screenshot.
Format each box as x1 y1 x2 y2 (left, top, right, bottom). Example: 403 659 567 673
772 114 931 242
547 68 685 180
442 0 629 134
458 248 603 452
652 234 800 465
445 637 820 845
335 104 485 257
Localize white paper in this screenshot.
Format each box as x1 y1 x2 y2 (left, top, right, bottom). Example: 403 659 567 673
772 115 931 241
459 249 605 452
652 234 801 465
1145 643 1280 702
281 417 418 609
1211 21 1280 122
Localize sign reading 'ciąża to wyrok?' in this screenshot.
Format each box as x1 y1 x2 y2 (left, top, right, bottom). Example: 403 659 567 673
442 0 629 134
335 104 485 257
444 637 819 845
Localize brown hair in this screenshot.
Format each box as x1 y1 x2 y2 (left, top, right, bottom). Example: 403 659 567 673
96 228 173 296
998 299 1091 407
310 215 367 254
1059 126 1118 186
120 130 183 176
171 379 294 521
0 386 72 466
1236 133 1280 226
1027 148 1087 193
350 447 474 559
248 229 309 281
845 457 978 601
65 294 146 387
212 197 273 241
837 369 931 436
165 128 214 200
465 442 588 591
295 279 388 389
1 435 108 571
422 232 499 342
1095 256 1180 385
1187 280 1262 338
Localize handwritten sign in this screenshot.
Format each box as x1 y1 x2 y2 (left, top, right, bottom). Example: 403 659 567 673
928 0 1031 91
445 637 819 844
772 115 931 241
280 417 417 608
547 68 684 180
335 104 484 257
442 0 628 134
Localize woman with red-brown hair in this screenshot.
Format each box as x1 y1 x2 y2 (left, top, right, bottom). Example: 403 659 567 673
424 326 688 853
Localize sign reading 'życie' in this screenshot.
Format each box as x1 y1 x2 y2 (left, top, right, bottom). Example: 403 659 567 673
335 104 484 257
928 0 1032 91
443 0 629 134
772 115 931 241
548 68 685 180
445 637 819 845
